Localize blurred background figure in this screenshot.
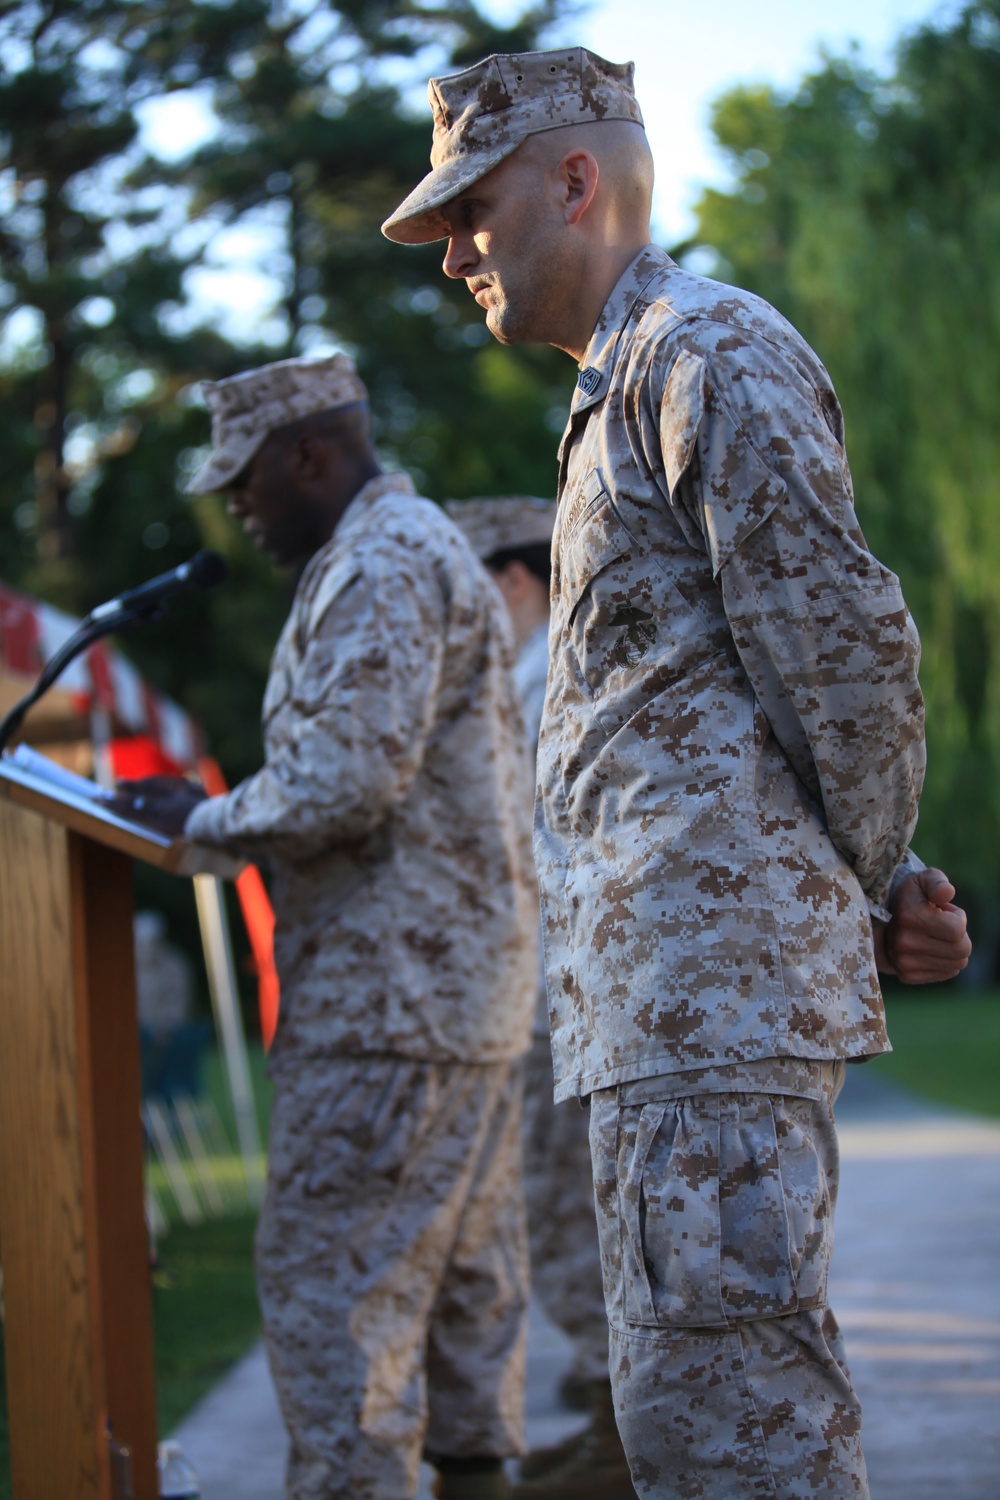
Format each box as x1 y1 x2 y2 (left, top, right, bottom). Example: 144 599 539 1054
134 908 214 1107
448 496 633 1500
135 909 195 1042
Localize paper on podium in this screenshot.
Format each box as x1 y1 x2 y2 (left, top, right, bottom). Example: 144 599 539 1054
0 745 244 879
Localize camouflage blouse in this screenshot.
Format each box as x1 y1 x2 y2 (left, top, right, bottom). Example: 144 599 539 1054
188 473 538 1068
535 248 925 1101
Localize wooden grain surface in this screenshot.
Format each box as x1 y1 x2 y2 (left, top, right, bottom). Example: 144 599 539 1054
0 797 103 1497
0 801 159 1497
71 832 157 1500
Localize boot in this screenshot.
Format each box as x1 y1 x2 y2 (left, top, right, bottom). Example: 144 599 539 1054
431 1458 511 1499
512 1382 634 1499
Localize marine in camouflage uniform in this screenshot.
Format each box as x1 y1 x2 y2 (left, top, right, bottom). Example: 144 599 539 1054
448 495 631 1498
448 501 613 1372
120 355 539 1500
384 46 971 1500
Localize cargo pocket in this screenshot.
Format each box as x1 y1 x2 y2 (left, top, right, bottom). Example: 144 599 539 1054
618 1097 727 1328
617 1092 832 1331
717 1094 798 1319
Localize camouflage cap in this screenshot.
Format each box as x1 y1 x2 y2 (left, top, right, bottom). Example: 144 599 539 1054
445 496 556 561
381 46 643 246
186 353 367 494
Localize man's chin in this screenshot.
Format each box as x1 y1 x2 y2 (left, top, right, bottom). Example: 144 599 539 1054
486 307 533 347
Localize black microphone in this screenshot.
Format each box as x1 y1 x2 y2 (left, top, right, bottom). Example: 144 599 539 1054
0 551 229 753
88 550 228 623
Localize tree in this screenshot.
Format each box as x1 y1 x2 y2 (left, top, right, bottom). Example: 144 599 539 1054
691 2 1000 922
161 0 575 501
0 0 575 790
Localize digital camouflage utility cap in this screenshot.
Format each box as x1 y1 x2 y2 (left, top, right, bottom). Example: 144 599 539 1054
186 353 367 494
445 496 556 562
381 46 643 246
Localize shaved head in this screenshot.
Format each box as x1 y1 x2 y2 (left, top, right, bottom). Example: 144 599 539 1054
520 119 654 231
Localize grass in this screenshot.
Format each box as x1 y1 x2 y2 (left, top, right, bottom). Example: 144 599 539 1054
152 1210 263 1435
867 986 1000 1117
144 1041 272 1225
150 1041 272 1432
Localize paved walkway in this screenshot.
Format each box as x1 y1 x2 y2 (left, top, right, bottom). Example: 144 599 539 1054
171 1069 1000 1499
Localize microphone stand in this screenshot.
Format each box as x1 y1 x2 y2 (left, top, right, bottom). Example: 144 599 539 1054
0 603 159 756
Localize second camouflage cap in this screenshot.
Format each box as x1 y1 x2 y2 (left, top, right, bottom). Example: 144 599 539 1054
187 353 367 494
446 496 556 560
382 46 643 245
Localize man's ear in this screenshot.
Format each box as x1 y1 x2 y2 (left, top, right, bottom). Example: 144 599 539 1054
288 431 326 483
560 149 600 225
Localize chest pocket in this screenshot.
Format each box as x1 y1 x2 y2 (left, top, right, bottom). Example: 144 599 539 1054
557 474 716 734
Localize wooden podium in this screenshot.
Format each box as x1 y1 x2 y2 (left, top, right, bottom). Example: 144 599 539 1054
0 752 238 1499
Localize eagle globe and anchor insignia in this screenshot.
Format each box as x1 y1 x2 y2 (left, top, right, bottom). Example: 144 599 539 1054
609 605 657 668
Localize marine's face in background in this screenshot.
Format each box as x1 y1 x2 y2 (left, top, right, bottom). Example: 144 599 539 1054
224 435 314 567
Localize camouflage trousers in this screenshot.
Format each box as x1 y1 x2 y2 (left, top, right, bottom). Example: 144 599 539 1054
256 1053 530 1500
589 1060 870 1499
522 1033 609 1385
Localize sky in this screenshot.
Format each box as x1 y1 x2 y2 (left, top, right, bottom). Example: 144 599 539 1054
135 0 964 343
575 0 963 240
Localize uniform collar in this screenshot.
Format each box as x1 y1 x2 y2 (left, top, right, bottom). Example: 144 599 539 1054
335 470 417 546
571 244 675 417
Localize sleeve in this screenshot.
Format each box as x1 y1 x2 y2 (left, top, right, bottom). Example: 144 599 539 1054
656 338 926 912
184 541 446 862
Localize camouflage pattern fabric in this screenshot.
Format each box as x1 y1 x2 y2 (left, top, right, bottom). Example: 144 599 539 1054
514 619 551 787
186 471 538 1069
535 246 926 1102
590 1059 869 1497
187 352 367 495
510 615 553 1037
257 1054 530 1499
522 1036 609 1385
513 622 608 1387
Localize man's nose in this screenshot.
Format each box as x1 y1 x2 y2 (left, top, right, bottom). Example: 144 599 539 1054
442 232 478 280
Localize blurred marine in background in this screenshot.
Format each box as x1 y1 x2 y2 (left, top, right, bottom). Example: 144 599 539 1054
448 495 632 1500
446 495 629 1500
116 354 538 1500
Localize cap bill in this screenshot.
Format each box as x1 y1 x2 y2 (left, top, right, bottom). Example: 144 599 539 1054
381 138 520 245
185 431 264 495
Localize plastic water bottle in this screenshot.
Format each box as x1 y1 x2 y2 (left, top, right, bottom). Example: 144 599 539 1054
157 1441 201 1499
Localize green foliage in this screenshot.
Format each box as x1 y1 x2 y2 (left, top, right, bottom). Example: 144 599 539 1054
152 1211 263 1437
0 0 573 792
161 0 575 499
692 2 1000 902
869 988 1000 1118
